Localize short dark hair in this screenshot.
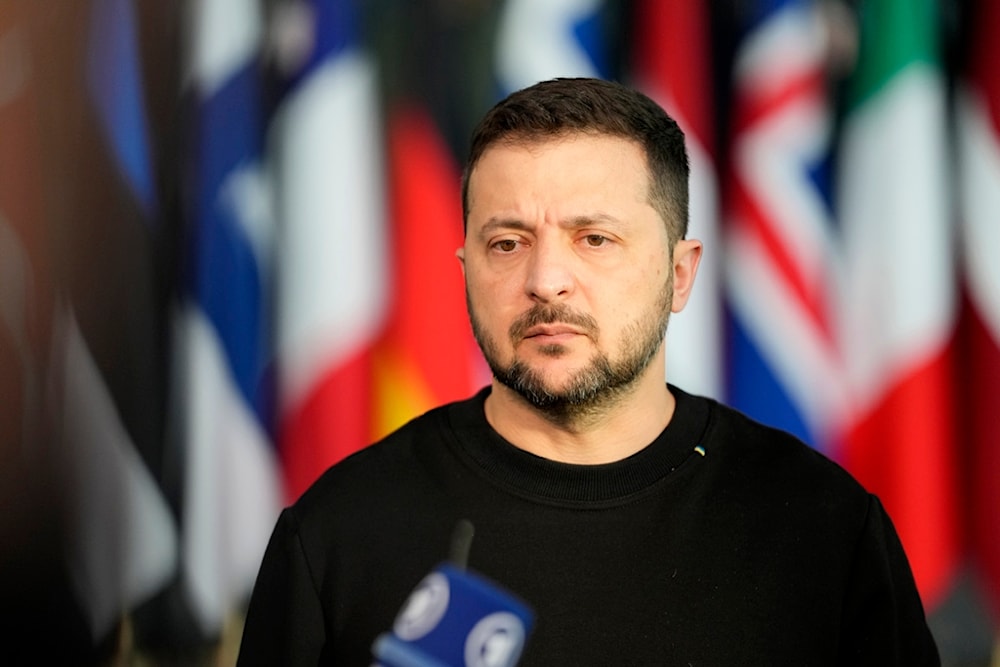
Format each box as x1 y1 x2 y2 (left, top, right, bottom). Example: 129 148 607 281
461 77 689 243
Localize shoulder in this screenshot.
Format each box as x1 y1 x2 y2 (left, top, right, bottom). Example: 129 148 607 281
262 402 457 579
694 395 871 515
683 395 889 572
711 397 860 478
293 402 454 517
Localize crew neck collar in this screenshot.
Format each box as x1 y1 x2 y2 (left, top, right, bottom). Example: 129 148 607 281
445 384 711 506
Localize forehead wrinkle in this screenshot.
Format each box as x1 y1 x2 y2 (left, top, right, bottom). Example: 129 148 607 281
477 216 532 240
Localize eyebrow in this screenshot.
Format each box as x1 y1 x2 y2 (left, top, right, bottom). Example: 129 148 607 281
564 213 626 231
477 213 626 239
478 217 531 239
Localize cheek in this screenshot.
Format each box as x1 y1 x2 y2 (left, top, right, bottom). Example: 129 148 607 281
465 257 502 288
602 265 666 321
466 274 513 326
640 251 671 297
468 262 523 306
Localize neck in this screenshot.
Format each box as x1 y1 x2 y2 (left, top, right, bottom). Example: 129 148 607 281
484 369 675 465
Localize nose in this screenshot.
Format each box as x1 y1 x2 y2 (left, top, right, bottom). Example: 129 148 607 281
523 237 575 303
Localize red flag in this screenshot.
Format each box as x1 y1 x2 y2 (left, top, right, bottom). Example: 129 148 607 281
372 107 483 439
957 0 1000 621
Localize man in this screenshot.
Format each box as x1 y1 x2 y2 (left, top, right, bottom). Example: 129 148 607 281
238 78 938 665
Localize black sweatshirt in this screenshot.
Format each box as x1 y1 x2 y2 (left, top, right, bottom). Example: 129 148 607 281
238 386 939 666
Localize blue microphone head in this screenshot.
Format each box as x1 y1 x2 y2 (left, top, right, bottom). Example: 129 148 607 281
372 563 534 667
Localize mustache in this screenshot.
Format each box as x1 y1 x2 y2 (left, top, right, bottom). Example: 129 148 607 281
509 304 599 341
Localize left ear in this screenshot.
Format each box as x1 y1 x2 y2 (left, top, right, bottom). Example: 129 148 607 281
670 239 703 313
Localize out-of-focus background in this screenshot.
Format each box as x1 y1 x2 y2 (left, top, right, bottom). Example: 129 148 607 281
1 0 998 664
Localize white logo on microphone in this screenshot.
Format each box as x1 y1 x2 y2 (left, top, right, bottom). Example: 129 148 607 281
392 572 450 641
464 612 526 667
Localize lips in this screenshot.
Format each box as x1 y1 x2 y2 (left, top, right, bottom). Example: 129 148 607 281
508 305 599 342
523 324 583 339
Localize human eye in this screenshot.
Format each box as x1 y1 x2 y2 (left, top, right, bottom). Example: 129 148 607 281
490 238 520 253
582 234 609 248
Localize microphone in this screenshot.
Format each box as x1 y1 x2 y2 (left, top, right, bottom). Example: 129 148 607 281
371 520 535 667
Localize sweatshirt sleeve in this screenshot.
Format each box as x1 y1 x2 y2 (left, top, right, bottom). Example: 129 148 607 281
237 508 327 666
838 495 940 666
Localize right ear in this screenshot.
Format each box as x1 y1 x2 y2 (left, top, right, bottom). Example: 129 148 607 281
670 239 703 314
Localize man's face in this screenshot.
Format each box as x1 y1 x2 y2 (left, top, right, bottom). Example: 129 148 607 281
458 133 679 416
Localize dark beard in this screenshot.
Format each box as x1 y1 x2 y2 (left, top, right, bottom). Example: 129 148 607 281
468 281 672 424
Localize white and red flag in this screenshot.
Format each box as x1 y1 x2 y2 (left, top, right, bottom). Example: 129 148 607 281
836 0 959 608
270 0 388 501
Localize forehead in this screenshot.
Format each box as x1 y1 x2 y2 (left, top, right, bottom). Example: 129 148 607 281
467 133 650 216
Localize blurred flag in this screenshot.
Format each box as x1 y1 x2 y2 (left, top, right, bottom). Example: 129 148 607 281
270 0 388 500
52 304 178 644
0 5 50 450
175 0 282 636
836 0 958 607
61 0 180 643
0 7 81 655
495 0 609 94
372 106 482 439
631 0 722 400
724 0 846 451
956 0 1000 620
87 0 157 219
